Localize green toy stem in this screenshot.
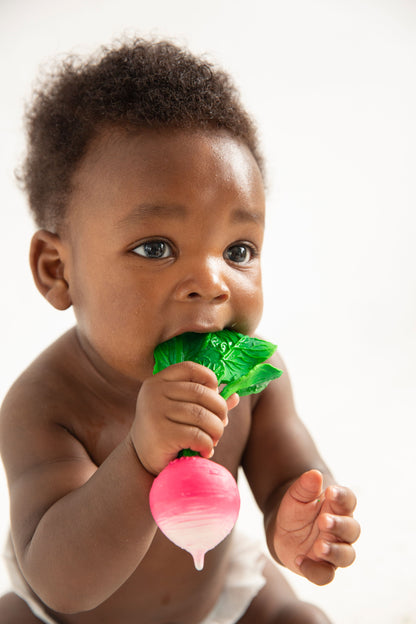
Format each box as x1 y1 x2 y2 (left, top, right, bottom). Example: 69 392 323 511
178 449 201 458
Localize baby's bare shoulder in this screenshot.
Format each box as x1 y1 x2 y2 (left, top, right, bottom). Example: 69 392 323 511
0 327 103 478
1 328 83 426
0 327 134 474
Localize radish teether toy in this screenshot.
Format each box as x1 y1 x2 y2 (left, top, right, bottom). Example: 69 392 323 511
149 453 240 570
149 329 282 569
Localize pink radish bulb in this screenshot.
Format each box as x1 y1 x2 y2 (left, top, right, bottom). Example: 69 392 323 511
149 456 240 571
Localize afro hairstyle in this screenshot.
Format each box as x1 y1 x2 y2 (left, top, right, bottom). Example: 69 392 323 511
18 38 264 231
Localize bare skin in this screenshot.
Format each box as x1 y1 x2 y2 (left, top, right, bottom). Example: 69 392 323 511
0 128 359 623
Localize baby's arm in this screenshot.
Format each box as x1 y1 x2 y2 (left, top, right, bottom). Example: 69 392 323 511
0 380 156 613
243 353 360 586
0 361 230 613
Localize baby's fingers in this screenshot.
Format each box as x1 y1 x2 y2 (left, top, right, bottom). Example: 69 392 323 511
319 514 361 545
314 540 356 569
168 403 224 456
180 422 219 459
295 558 335 586
325 485 357 515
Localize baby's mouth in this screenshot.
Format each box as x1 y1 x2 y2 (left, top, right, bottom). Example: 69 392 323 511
164 323 237 343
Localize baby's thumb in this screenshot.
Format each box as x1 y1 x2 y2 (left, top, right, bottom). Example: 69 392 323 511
289 469 323 504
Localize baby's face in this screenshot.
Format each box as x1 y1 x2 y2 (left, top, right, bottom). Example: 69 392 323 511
62 127 265 381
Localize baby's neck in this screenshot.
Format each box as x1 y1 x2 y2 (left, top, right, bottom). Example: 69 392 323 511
72 328 141 408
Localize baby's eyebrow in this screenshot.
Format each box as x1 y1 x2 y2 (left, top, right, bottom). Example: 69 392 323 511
231 207 264 226
116 203 188 227
116 203 264 228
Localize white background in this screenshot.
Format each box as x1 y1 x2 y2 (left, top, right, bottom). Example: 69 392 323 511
0 1 415 622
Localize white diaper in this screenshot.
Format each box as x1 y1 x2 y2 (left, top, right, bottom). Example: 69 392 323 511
199 531 267 624
3 533 57 623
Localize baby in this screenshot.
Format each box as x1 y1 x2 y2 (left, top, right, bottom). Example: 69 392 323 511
0 39 360 624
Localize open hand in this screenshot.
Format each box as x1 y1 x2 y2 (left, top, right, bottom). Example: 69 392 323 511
273 469 360 585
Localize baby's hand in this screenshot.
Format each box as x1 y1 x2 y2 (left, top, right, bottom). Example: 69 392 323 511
273 470 360 586
130 361 237 475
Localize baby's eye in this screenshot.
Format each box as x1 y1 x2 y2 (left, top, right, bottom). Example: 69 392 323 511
224 243 255 265
132 240 173 259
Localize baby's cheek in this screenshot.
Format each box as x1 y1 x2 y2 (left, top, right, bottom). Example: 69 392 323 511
243 282 263 330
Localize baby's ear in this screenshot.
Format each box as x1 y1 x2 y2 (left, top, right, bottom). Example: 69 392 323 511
30 230 72 310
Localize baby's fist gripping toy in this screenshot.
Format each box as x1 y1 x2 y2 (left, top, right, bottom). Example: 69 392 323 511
149 330 282 570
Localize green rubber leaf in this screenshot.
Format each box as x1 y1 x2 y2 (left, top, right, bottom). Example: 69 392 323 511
220 363 282 400
153 332 207 374
153 329 282 398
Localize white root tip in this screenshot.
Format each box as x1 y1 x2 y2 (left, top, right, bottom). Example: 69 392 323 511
193 552 205 571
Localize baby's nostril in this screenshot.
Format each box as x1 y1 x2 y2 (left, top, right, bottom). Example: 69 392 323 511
215 293 228 303
187 292 199 299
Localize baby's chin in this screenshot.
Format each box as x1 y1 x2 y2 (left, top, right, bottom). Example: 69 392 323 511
85 339 151 388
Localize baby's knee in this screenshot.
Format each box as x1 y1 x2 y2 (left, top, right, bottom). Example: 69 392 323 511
273 600 332 624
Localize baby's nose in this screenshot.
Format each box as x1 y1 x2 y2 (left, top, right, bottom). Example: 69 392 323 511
174 258 230 302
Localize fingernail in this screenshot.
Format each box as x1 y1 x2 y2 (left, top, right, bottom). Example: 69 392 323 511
295 556 304 567
322 542 331 555
331 486 343 499
209 449 214 458
325 515 335 529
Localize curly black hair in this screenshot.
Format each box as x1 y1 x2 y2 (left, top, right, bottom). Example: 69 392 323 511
18 38 264 231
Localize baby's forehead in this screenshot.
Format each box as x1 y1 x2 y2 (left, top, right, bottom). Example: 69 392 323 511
65 126 265 234
73 125 264 194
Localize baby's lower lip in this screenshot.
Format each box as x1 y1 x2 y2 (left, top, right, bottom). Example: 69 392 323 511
163 325 232 343
169 329 218 342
